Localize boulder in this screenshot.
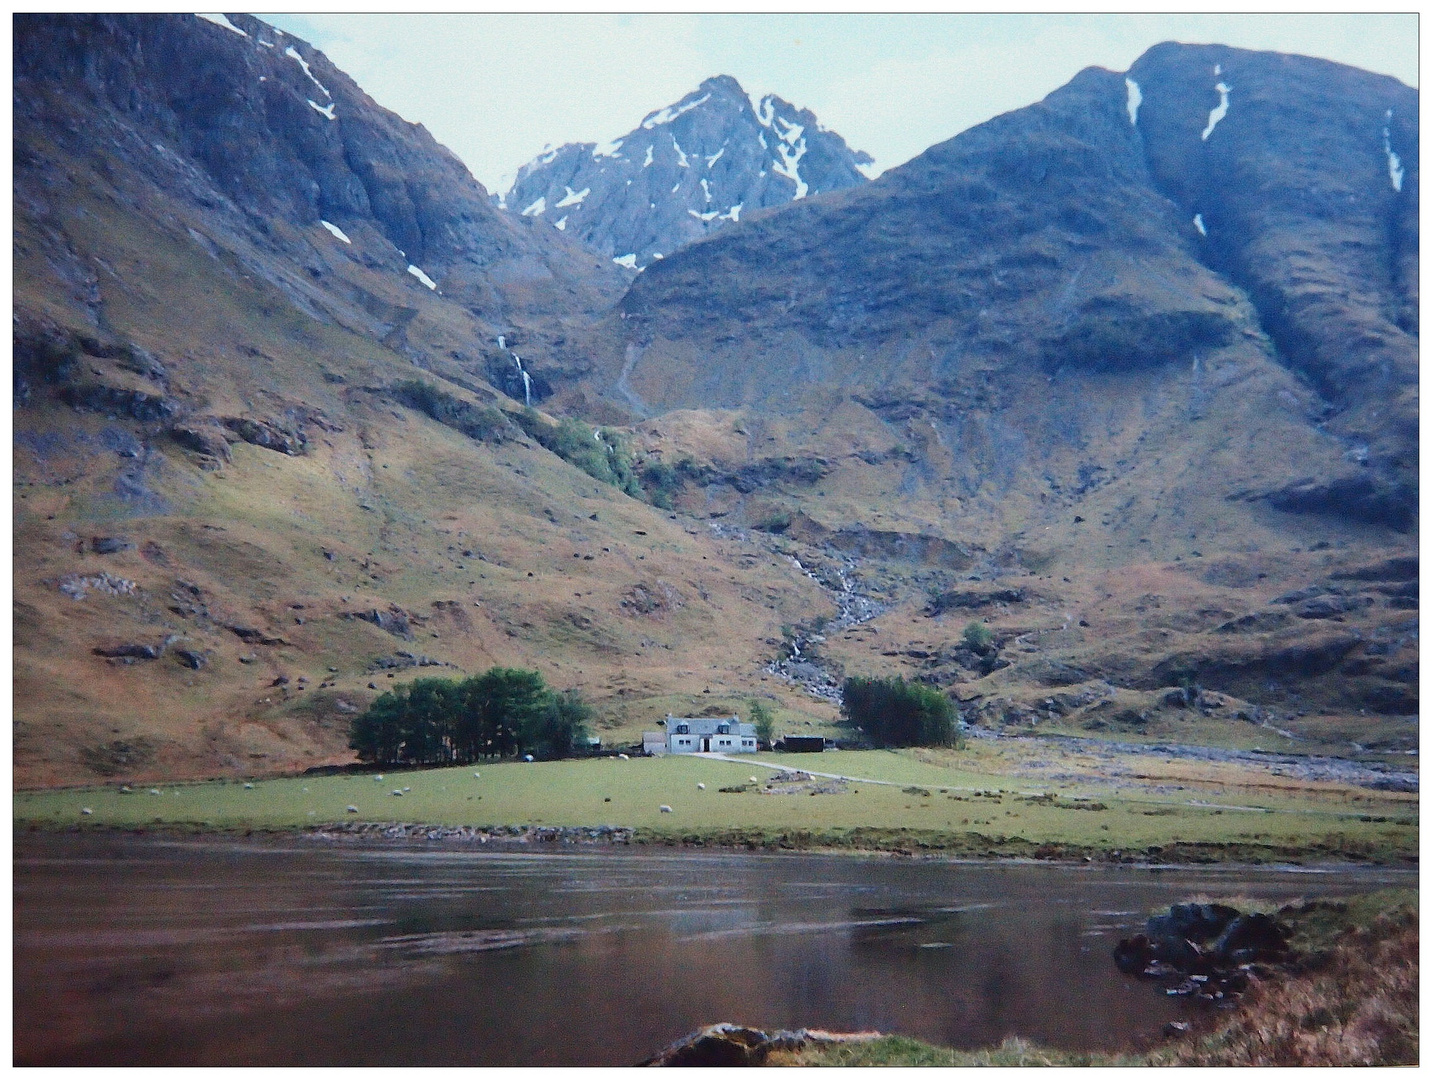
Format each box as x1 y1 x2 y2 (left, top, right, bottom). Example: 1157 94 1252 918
639 1023 882 1067
93 641 166 660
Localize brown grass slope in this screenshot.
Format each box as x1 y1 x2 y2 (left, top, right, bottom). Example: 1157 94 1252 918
12 16 836 787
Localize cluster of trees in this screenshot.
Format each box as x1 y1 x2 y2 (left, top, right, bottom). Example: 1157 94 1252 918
349 667 592 765
841 675 963 748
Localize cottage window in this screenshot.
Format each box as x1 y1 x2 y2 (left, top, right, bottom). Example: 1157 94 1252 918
717 724 730 735
675 724 690 734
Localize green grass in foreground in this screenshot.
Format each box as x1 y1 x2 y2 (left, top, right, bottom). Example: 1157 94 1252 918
13 748 1416 863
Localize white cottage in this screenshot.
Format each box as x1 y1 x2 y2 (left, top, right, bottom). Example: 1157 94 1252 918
659 714 758 754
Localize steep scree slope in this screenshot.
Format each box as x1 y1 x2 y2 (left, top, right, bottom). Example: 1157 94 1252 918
504 75 872 271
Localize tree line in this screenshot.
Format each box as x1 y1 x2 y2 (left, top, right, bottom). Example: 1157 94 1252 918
841 675 963 748
349 667 592 765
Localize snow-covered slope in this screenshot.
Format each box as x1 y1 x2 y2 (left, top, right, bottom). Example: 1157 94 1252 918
503 75 873 270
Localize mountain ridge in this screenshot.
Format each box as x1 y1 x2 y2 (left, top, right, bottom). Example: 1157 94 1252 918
503 74 872 270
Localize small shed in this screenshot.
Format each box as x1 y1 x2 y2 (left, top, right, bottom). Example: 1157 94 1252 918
642 732 668 756
779 735 826 753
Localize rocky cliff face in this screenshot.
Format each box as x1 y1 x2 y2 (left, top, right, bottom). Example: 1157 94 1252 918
503 75 872 270
1127 44 1418 525
603 45 1417 533
14 12 624 380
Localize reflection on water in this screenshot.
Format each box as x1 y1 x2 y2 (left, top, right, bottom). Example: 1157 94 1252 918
13 834 1410 1066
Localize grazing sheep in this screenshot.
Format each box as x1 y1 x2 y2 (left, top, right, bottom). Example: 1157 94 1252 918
346 805 359 813
119 785 133 794
81 807 93 815
523 754 534 762
375 774 384 781
696 783 706 790
618 753 630 760
749 777 759 784
659 804 673 813
243 783 254 789
473 772 481 778
149 788 161 796
392 790 404 796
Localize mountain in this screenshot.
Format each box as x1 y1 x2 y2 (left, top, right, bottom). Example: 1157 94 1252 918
502 75 873 270
12 14 828 786
566 45 1417 737
12 18 1418 787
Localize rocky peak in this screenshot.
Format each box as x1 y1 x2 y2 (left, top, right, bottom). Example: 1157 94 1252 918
502 74 873 270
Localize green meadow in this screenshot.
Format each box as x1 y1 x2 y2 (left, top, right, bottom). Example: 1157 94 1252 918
14 745 1417 864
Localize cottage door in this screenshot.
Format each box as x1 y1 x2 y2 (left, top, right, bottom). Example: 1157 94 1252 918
701 737 710 752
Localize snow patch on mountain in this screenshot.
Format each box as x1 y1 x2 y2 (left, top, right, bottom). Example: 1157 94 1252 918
643 92 710 129
196 13 246 36
285 44 329 98
1201 82 1230 140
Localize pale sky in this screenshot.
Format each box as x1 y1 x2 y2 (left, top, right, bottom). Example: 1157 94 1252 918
260 13 1418 197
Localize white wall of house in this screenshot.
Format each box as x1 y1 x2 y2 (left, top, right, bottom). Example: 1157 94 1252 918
665 716 758 754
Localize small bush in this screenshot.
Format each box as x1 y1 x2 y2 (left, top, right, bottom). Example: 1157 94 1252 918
754 511 792 533
962 620 994 652
640 459 681 509
748 700 775 746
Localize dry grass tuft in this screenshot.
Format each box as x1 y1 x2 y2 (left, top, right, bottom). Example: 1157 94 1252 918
1161 901 1418 1066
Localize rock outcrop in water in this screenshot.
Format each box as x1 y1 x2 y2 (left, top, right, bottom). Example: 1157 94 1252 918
1115 901 1291 1003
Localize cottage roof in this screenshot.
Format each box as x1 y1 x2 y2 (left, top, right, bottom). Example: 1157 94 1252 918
666 715 756 737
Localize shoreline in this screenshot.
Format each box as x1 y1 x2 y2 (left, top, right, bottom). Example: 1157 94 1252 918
14 818 1420 868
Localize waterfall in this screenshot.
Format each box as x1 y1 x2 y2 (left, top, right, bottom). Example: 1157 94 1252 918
513 354 531 406
497 336 532 405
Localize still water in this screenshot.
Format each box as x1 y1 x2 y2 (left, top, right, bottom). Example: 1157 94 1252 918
14 833 1411 1065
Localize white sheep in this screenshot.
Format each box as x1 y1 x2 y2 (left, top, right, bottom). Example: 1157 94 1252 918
659 804 673 813
81 807 93 815
618 753 630 760
375 774 384 781
473 772 481 778
750 777 759 784
243 783 254 789
149 788 161 796
696 783 706 790
392 789 404 796
346 805 359 813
